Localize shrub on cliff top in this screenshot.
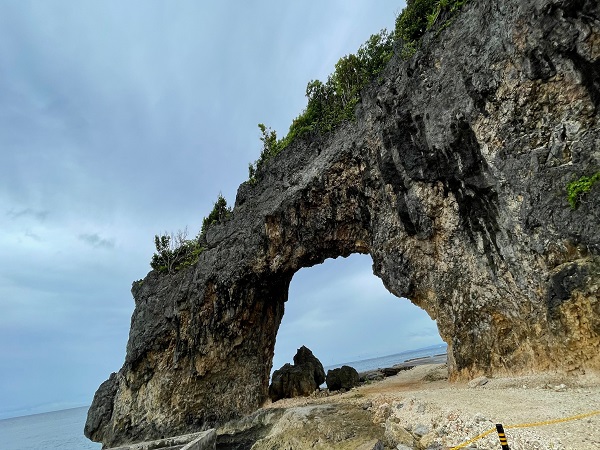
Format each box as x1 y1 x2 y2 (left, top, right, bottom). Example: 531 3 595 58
150 229 204 274
248 0 471 182
150 194 232 274
395 0 438 44
200 193 232 237
395 0 471 50
249 29 394 181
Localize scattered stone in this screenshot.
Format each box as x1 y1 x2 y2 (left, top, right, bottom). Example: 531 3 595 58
396 444 412 450
326 365 360 391
420 431 441 449
413 424 430 437
360 370 385 382
382 367 402 377
468 376 489 388
421 365 449 382
362 400 373 410
473 412 488 423
384 420 414 448
355 439 384 450
554 383 567 392
373 403 392 424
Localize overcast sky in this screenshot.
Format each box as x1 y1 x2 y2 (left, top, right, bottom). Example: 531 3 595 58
0 0 444 420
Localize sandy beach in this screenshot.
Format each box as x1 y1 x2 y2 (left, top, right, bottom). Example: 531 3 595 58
252 360 600 449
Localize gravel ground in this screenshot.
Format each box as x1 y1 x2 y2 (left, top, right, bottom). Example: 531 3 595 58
264 364 600 449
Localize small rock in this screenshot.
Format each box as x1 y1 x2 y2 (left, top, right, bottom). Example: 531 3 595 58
554 383 567 392
416 403 426 414
424 444 443 450
421 431 442 449
468 376 489 388
373 403 392 424
473 412 488 423
385 420 414 447
362 400 373 410
361 370 385 382
413 424 430 437
356 439 384 450
382 367 402 377
396 445 412 450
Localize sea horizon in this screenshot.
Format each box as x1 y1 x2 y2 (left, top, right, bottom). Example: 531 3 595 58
2 342 448 423
0 343 448 450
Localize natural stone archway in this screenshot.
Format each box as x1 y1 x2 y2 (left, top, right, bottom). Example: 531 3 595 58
273 253 442 372
86 0 600 446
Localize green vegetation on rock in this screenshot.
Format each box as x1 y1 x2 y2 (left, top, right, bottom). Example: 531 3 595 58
150 231 204 274
567 172 600 209
395 0 470 46
249 0 471 182
151 194 232 274
248 29 395 181
248 124 280 183
201 193 233 237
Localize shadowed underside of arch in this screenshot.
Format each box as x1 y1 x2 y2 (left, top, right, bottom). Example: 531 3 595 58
86 0 600 446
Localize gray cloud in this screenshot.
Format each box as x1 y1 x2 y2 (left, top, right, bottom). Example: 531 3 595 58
24 230 42 241
7 208 49 221
78 233 116 250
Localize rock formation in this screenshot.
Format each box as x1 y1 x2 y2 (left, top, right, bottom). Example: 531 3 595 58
268 346 325 401
86 0 600 446
326 365 360 391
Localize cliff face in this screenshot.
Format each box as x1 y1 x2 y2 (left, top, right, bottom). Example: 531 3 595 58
86 0 600 446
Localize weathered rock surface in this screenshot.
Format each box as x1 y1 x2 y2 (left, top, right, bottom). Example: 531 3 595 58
227 404 384 450
326 365 360 391
268 346 325 401
87 0 600 446
293 346 326 386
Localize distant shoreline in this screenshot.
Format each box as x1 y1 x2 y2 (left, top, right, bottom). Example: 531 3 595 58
0 404 89 422
398 353 448 367
323 343 447 373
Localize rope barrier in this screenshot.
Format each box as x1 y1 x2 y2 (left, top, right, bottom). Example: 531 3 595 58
449 409 600 450
449 428 496 449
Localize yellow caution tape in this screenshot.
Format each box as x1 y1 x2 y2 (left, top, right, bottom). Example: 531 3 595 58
504 409 600 429
449 427 496 449
449 409 600 450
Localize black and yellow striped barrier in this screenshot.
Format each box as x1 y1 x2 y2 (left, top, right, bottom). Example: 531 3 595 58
449 409 600 450
496 423 510 449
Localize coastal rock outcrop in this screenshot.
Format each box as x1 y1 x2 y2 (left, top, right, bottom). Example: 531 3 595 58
326 365 360 391
268 346 325 401
87 0 600 446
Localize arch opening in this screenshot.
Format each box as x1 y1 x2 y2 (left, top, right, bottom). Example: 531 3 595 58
271 253 446 377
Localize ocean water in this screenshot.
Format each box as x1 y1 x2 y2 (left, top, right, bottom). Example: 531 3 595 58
324 342 448 373
0 344 447 450
0 407 100 450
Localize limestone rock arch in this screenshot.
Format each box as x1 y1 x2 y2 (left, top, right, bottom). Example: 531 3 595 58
87 0 600 446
